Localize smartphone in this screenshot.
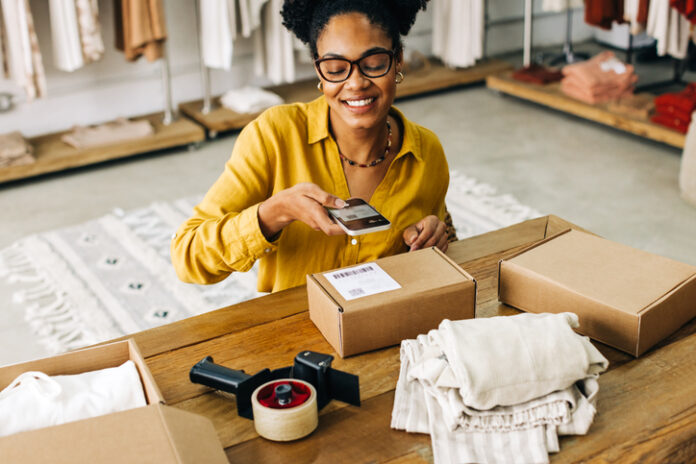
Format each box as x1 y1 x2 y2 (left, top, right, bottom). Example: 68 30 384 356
327 198 391 236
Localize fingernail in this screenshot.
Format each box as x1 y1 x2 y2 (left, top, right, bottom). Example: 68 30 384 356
335 199 347 208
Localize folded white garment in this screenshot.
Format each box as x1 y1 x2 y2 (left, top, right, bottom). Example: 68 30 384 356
429 312 607 410
391 312 608 464
220 86 284 114
0 360 147 437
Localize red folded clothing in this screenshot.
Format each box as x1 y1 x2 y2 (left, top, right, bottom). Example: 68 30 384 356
651 113 691 133
654 92 696 114
512 64 564 85
654 103 693 124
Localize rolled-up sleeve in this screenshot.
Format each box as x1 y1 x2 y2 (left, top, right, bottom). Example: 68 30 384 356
171 119 278 284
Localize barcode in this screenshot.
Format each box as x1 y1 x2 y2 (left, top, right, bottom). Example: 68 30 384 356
349 288 366 297
332 265 374 279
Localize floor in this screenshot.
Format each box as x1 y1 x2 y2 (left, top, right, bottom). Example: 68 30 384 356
2 44 695 365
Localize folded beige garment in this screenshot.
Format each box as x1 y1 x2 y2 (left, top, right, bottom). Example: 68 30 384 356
62 118 154 149
0 153 35 167
0 131 33 159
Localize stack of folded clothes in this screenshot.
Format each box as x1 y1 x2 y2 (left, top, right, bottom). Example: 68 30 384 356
62 118 154 149
512 64 564 85
651 83 696 133
561 51 638 104
0 131 35 168
607 93 655 120
392 312 609 464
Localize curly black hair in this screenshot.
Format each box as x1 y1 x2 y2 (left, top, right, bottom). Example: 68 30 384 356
281 0 429 57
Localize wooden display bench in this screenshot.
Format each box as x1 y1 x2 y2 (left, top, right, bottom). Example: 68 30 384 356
486 71 686 149
180 58 513 137
0 113 206 185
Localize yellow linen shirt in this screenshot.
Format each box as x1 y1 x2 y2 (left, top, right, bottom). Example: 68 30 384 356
171 96 449 292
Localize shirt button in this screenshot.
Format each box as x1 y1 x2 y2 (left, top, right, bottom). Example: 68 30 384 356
264 248 271 253
351 238 357 245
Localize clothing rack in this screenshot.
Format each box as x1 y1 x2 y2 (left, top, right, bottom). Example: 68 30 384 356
0 4 204 185
183 0 512 138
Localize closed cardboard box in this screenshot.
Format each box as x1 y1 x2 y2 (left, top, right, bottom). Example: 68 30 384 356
498 229 696 356
307 247 477 357
0 340 228 464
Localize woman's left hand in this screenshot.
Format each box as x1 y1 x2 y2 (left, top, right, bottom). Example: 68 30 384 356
402 215 448 253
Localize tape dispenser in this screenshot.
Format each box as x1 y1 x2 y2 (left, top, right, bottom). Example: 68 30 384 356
189 351 360 441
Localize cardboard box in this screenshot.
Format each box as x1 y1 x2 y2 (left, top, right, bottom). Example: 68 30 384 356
498 229 696 356
307 247 477 357
0 340 228 464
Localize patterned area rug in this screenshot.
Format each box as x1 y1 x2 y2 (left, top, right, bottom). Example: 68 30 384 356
0 171 541 355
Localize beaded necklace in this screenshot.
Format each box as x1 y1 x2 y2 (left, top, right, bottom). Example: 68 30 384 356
338 120 392 168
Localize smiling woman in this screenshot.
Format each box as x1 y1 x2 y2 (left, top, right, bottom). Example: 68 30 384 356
170 0 454 293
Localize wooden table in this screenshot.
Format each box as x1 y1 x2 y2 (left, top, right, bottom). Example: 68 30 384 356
119 215 696 463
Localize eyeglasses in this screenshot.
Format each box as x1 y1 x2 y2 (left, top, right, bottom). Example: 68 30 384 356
315 50 395 83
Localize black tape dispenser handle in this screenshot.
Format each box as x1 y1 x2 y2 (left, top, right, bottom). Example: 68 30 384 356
189 356 251 394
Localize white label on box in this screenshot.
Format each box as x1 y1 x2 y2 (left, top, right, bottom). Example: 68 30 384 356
323 263 401 301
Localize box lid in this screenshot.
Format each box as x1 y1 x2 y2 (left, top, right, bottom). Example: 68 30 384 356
313 247 475 313
507 230 696 314
0 403 228 464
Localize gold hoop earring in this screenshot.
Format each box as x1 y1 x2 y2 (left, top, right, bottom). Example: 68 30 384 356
317 81 323 92
395 71 405 84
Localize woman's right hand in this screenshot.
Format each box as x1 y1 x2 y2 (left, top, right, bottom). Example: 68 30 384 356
257 183 347 239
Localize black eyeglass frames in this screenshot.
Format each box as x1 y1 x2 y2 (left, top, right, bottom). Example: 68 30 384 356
314 50 395 83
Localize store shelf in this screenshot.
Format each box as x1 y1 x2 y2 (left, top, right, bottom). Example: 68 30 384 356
0 113 205 184
486 71 685 149
180 58 514 136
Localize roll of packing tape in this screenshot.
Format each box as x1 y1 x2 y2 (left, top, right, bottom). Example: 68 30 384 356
251 378 318 441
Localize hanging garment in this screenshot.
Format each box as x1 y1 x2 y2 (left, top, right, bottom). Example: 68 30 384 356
0 0 10 78
541 0 583 12
0 0 46 100
219 86 283 113
391 313 608 464
75 0 104 62
647 0 690 59
432 0 483 69
625 0 651 33
680 112 696 205
585 0 624 29
200 0 235 70
61 118 154 149
0 131 34 167
512 64 564 85
0 361 146 438
637 0 652 24
253 0 295 85
670 0 696 23
49 0 85 72
114 0 167 62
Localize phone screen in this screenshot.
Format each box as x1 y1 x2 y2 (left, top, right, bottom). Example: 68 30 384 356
328 199 390 235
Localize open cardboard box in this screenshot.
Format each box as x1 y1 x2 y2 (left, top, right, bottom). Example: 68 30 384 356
308 247 477 357
498 229 696 356
0 339 228 463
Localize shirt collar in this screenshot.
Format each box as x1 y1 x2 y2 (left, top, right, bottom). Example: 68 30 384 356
306 96 423 162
